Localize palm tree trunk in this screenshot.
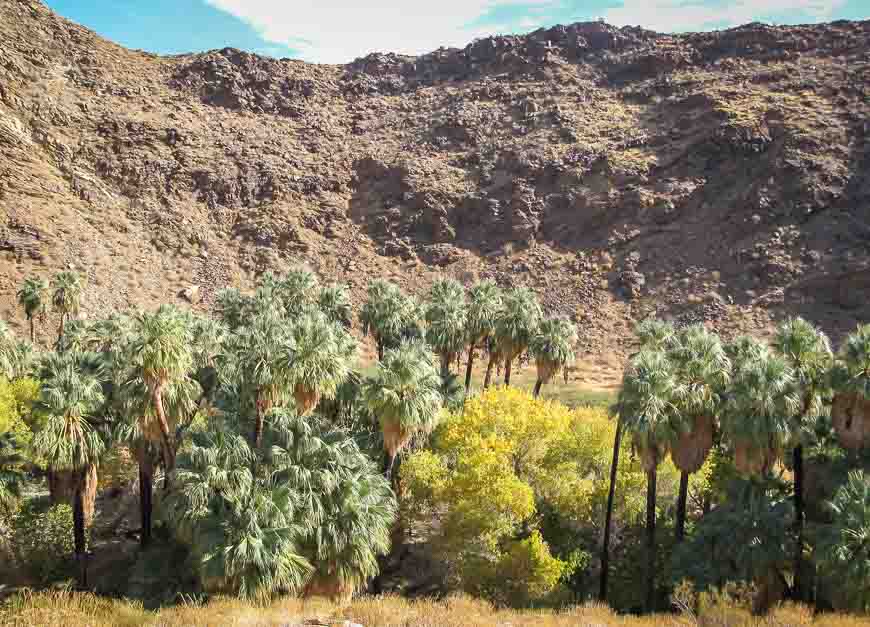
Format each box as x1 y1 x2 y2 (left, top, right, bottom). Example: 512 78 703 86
464 347 475 394
377 340 384 362
384 451 396 486
676 470 689 543
533 379 543 397
793 443 805 601
73 473 88 588
29 317 35 343
58 312 67 346
440 353 451 379
645 465 658 613
599 416 622 602
504 358 512 386
483 354 496 389
151 385 175 483
138 448 153 547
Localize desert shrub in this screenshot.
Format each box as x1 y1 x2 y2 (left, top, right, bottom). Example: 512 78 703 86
8 501 82 584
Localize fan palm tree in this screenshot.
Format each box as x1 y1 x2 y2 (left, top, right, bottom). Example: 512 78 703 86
529 317 577 397
276 266 319 315
424 278 468 378
829 324 870 452
619 348 680 612
772 317 832 601
0 323 35 381
223 309 293 447
33 351 105 587
360 280 419 361
285 309 356 415
363 341 443 483
128 305 193 474
816 470 870 612
668 325 731 542
463 281 503 393
723 347 800 477
50 271 85 345
494 287 542 386
17 276 48 343
318 283 353 328
0 432 25 514
599 318 676 603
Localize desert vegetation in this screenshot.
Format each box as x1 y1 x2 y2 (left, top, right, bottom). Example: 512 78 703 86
0 269 869 625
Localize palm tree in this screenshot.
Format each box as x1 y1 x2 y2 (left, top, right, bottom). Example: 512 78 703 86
668 325 731 543
318 283 353 328
829 324 870 452
128 305 193 474
285 309 356 415
463 281 503 393
277 266 319 315
0 432 25 514
424 278 468 378
33 351 105 587
50 271 85 345
599 318 676 603
772 317 832 601
17 276 48 343
529 317 577 397
360 280 419 361
723 346 800 477
224 309 293 447
816 470 870 612
363 341 443 483
619 348 680 612
494 287 542 386
0 323 35 381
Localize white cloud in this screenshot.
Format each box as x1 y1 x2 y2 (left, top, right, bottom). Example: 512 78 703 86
603 0 846 33
204 0 848 63
204 0 561 63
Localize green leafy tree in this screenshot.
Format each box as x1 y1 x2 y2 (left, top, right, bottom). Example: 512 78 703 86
619 348 680 612
668 325 730 542
529 317 577 397
494 287 542 386
816 470 870 612
364 341 443 482
17 276 48 343
463 280 503 393
50 271 85 345
772 317 832 600
33 351 106 586
424 278 468 378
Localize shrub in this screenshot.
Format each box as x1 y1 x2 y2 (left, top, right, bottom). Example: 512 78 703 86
9 501 82 584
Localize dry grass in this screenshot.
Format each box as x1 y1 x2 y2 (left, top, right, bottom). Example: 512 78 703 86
1 592 867 627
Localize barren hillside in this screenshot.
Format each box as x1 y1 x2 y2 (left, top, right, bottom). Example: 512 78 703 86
1 0 868 383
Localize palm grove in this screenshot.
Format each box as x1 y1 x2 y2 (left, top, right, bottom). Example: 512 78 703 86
1 267 870 615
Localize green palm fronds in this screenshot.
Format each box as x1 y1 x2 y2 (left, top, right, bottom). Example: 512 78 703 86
530 316 577 385
425 278 468 371
318 283 353 328
494 287 542 360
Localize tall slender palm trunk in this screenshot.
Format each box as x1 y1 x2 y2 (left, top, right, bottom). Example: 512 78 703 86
151 385 175 488
464 347 475 394
57 312 67 346
645 466 658 613
29 318 35 343
599 417 622 602
504 358 512 386
675 470 689 543
440 354 451 379
72 471 88 588
483 354 496 389
138 447 153 547
793 443 805 601
533 379 543 397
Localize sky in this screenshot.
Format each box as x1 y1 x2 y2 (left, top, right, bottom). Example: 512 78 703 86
45 0 870 64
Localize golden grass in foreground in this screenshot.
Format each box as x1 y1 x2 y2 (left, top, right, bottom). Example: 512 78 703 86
2 592 869 627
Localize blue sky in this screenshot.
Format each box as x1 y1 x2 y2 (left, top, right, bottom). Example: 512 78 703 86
46 0 870 64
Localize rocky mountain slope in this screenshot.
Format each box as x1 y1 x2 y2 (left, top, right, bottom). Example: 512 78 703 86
1 0 868 383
